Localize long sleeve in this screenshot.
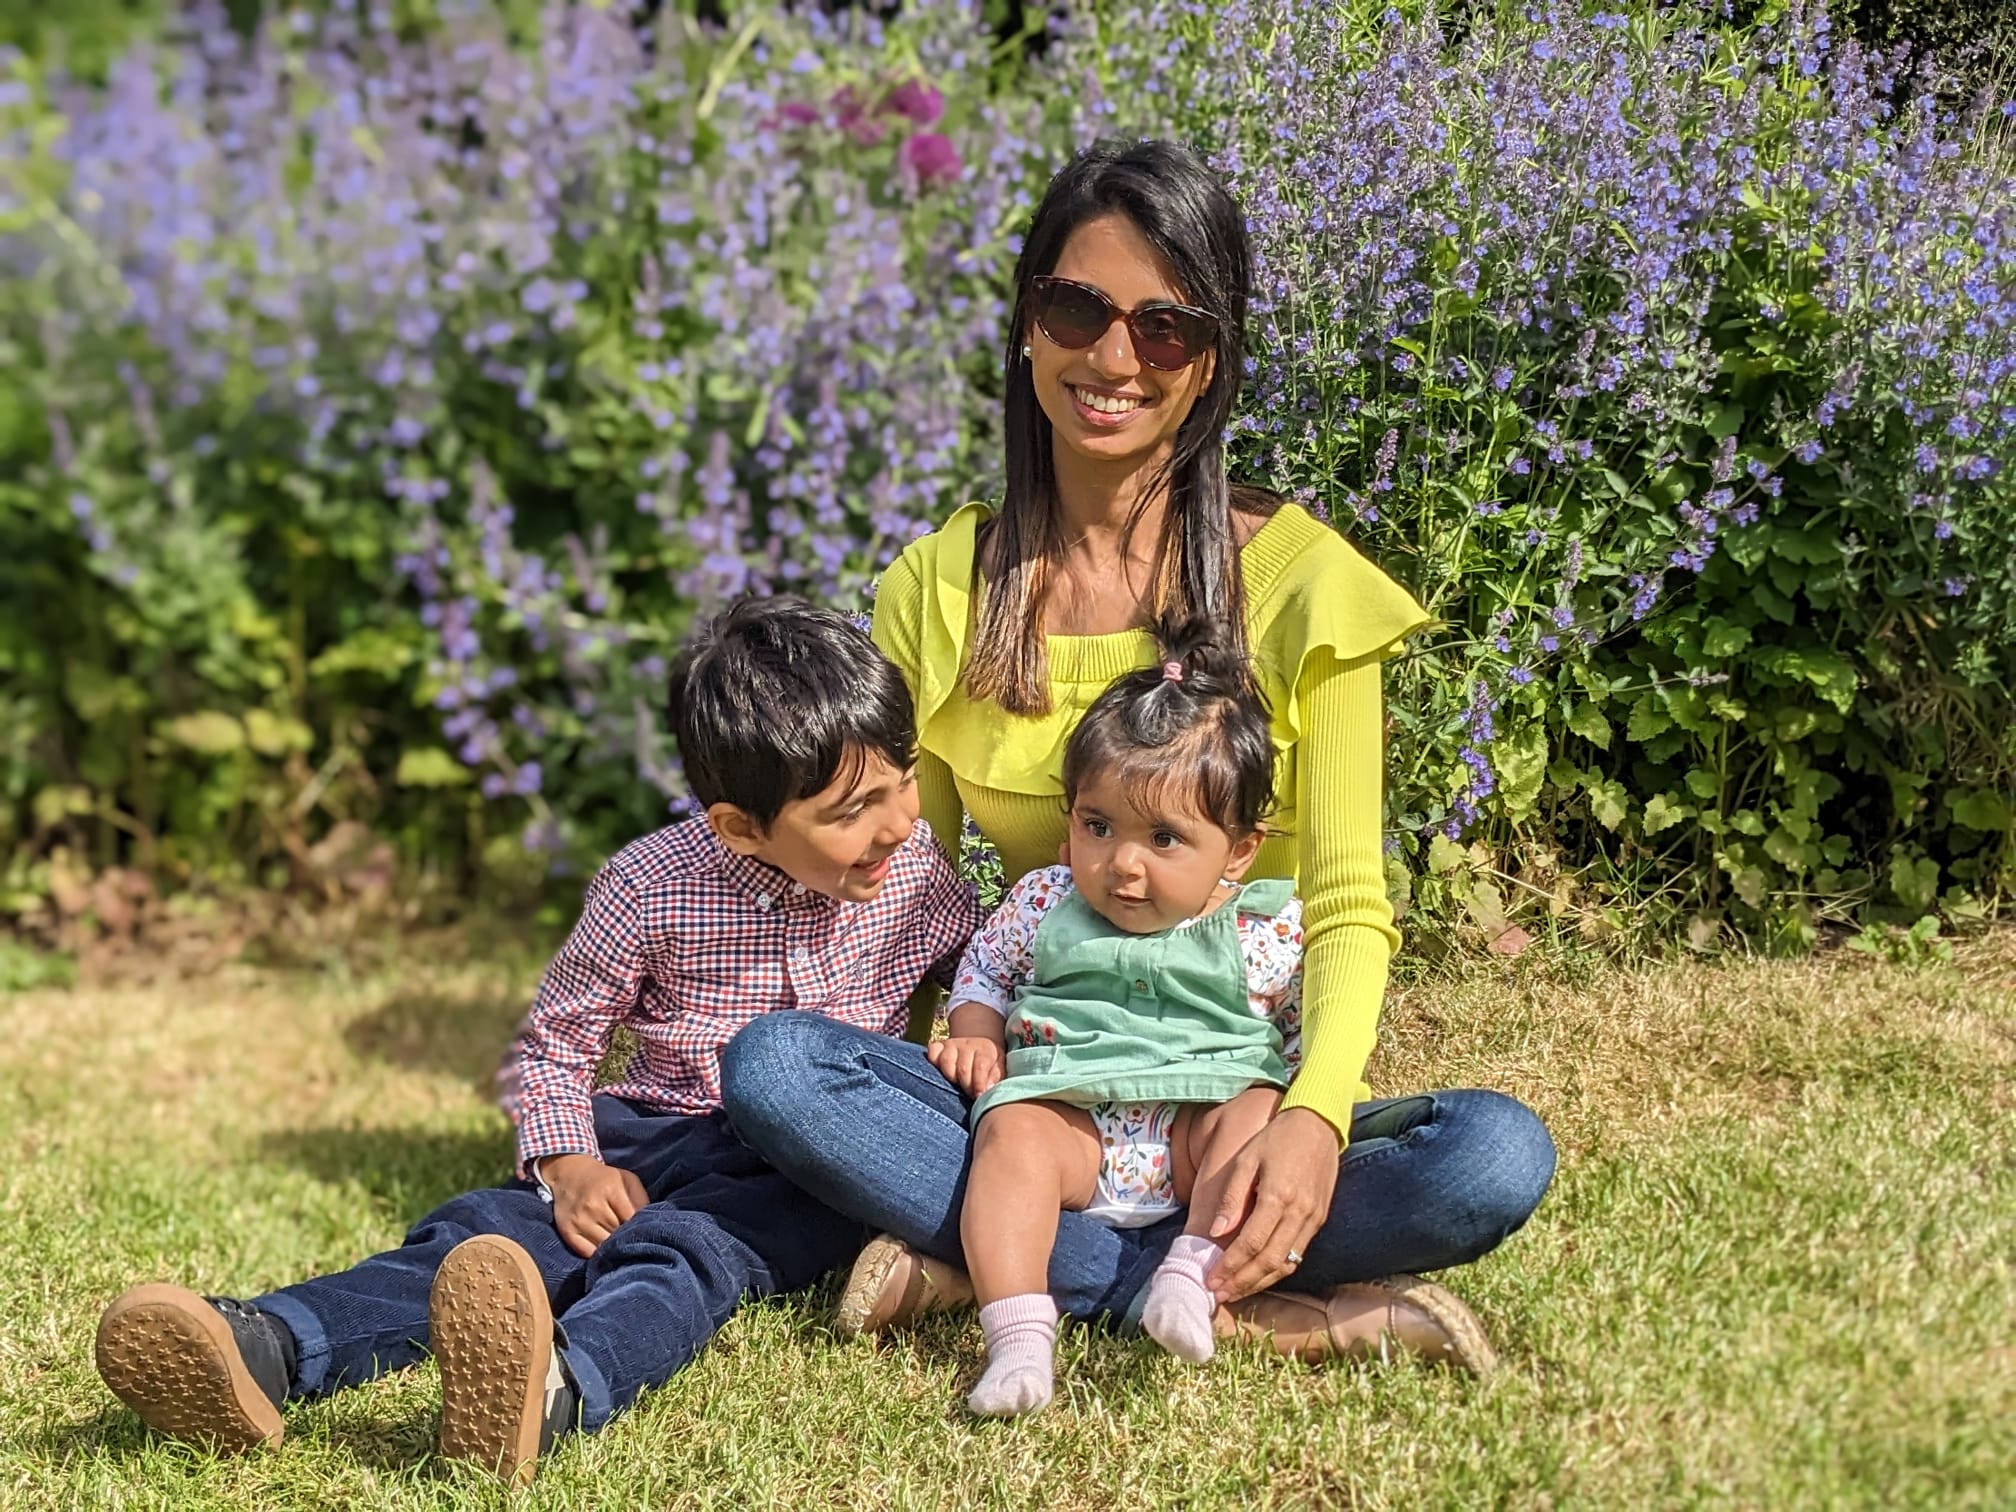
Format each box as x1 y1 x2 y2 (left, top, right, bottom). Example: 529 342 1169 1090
1277 648 1402 1146
509 863 649 1171
872 553 964 862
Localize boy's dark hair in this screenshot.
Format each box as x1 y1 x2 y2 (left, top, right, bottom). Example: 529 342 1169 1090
1062 615 1275 837
668 596 915 828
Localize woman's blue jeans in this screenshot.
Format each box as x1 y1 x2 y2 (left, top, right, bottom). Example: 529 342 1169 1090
718 1012 1556 1331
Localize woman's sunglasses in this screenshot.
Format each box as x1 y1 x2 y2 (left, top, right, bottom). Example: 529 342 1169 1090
1028 276 1219 373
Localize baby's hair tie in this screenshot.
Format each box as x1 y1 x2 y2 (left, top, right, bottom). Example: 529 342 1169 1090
1162 660 1185 684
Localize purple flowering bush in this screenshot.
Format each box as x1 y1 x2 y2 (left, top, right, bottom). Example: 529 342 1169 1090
2 0 2009 950
1070 0 2014 945
0 0 1056 895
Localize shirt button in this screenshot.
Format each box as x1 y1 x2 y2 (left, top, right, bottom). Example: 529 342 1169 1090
791 947 808 962
756 893 772 911
792 883 806 895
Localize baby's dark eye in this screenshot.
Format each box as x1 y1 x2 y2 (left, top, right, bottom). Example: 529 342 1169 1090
1086 818 1111 838
1153 831 1181 849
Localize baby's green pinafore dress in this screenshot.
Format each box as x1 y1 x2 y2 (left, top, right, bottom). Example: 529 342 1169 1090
969 876 1294 1127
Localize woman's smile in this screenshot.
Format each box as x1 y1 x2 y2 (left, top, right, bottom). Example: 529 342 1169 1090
1066 382 1152 427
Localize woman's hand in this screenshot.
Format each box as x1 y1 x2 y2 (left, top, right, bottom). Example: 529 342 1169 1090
541 1152 649 1258
1203 1106 1341 1304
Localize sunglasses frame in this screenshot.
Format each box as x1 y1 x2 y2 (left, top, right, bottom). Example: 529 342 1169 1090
1027 275 1220 373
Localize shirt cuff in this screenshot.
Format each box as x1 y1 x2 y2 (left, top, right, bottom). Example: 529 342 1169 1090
950 981 1012 1016
516 1112 600 1177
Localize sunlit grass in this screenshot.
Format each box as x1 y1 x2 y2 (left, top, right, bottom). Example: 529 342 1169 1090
3 929 2011 1509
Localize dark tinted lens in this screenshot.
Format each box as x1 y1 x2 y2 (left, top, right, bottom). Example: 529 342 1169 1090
1130 305 1214 370
1034 280 1113 348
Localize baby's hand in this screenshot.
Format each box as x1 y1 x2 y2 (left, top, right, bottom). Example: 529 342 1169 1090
540 1152 649 1257
928 1034 1005 1098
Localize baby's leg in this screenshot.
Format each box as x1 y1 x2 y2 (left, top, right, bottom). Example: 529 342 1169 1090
1141 1087 1284 1363
961 1100 1100 1416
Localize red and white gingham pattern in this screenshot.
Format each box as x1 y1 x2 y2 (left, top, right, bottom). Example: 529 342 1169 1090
500 816 979 1171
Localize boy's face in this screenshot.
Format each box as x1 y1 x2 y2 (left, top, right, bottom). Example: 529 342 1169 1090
1065 769 1261 934
709 748 921 904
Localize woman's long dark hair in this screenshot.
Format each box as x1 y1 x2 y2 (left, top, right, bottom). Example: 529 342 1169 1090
968 138 1268 716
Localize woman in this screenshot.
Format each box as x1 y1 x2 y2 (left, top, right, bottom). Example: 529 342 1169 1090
719 139 1555 1368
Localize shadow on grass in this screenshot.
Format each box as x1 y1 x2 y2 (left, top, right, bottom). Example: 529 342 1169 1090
35 1402 149 1462
258 1124 515 1214
343 989 529 1093
36 1388 442 1478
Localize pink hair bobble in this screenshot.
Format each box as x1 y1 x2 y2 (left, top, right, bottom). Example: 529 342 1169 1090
1162 660 1185 683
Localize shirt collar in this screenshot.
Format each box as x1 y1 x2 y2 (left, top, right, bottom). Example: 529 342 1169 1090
706 830 834 915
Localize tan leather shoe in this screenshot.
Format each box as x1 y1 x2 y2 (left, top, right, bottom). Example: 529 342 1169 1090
835 1234 976 1338
1216 1273 1499 1373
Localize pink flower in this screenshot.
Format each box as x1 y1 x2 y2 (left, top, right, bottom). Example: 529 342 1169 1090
833 84 886 146
885 78 944 126
777 101 821 127
898 130 962 189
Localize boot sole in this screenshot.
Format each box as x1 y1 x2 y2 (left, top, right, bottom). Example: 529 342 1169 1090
835 1234 909 1338
1366 1273 1501 1375
430 1235 551 1486
94 1284 284 1452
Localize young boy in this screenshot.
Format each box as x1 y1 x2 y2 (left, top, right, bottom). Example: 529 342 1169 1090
93 596 981 1484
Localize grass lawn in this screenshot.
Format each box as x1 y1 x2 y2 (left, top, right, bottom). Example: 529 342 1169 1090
2 925 2011 1510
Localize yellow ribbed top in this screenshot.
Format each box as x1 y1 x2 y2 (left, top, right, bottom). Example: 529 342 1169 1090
873 500 1428 1142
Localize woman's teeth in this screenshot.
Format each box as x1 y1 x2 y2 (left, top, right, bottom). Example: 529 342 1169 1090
1072 385 1145 415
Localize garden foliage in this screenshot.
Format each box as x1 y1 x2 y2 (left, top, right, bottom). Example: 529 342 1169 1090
2 0 2010 948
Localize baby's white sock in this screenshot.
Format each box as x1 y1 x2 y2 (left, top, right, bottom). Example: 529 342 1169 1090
967 1294 1058 1417
1141 1234 1222 1363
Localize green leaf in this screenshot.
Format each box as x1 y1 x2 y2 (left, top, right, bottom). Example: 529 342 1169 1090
244 709 313 757
1626 697 1672 743
1706 402 1745 440
32 785 95 830
396 747 473 788
1731 866 1768 908
164 712 246 756
1951 790 2013 833
1493 723 1548 821
1642 792 1690 835
1700 618 1752 657
1764 827 1807 869
1588 779 1628 831
64 661 144 722
1888 851 1940 913
1566 702 1611 751
1427 834 1467 875
309 629 417 682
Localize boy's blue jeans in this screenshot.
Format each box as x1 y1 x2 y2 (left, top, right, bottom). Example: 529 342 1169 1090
718 1013 1556 1329
253 1095 864 1431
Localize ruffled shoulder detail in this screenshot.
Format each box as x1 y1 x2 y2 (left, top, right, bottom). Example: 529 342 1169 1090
881 500 988 736
1241 505 1431 743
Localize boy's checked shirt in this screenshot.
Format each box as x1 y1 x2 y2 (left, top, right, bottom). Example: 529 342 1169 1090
500 816 981 1172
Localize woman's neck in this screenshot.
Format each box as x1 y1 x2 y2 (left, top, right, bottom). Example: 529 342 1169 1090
1050 441 1173 565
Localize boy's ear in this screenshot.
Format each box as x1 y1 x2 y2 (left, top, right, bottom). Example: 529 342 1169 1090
1220 826 1264 884
706 802 768 856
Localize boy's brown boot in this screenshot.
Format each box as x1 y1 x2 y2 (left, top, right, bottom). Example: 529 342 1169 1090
429 1235 577 1487
94 1286 291 1451
1217 1274 1499 1373
835 1233 975 1338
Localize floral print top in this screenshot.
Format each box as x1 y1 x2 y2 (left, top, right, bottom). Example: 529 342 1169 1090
952 865 1306 1074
